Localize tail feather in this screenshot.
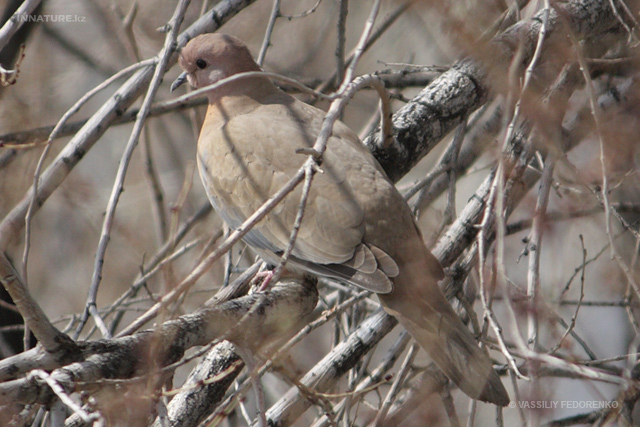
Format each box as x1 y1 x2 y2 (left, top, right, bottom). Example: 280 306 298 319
378 249 509 406
389 303 510 406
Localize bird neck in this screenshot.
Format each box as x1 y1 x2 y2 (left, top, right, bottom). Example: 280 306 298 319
204 75 277 104
205 76 284 119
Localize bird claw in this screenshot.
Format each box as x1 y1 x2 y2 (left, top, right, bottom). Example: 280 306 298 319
253 270 275 292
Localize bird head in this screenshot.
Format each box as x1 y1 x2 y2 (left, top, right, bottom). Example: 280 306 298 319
171 33 262 93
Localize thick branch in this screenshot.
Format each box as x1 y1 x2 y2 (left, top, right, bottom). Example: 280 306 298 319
0 277 317 407
363 0 622 182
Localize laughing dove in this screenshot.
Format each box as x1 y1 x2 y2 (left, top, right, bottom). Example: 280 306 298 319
173 33 509 406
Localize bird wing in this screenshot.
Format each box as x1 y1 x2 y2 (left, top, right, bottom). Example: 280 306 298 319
197 97 396 292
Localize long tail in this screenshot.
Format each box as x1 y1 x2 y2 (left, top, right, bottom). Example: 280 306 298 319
378 253 509 406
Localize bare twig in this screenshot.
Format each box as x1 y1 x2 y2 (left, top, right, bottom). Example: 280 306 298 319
526 154 555 350
29 369 98 423
335 0 348 86
372 343 418 426
257 0 280 66
0 0 41 52
140 125 169 246
340 0 380 88
549 235 587 355
568 12 640 306
77 0 193 339
0 0 258 251
21 56 158 305
281 0 323 19
0 254 73 354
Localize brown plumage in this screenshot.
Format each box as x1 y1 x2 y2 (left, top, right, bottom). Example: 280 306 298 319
173 33 509 406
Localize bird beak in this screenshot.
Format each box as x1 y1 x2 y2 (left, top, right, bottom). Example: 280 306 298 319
171 71 188 92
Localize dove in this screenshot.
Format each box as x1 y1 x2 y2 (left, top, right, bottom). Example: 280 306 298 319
172 33 509 406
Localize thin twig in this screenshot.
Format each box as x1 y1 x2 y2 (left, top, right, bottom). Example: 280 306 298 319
269 160 318 284
257 0 280 66
443 120 466 226
373 343 419 426
140 126 169 246
340 0 381 89
316 1 410 94
0 0 42 52
280 0 323 19
103 203 212 334
549 236 587 354
116 164 308 337
76 0 192 339
526 154 555 350
0 254 71 353
0 96 206 148
0 0 257 253
606 0 638 42
30 370 98 423
21 57 158 294
568 14 640 305
477 175 528 380
335 0 348 87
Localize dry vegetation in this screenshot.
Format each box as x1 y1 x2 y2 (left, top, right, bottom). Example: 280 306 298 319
1 0 640 425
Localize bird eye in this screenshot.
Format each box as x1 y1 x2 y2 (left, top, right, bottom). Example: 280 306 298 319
196 59 207 69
